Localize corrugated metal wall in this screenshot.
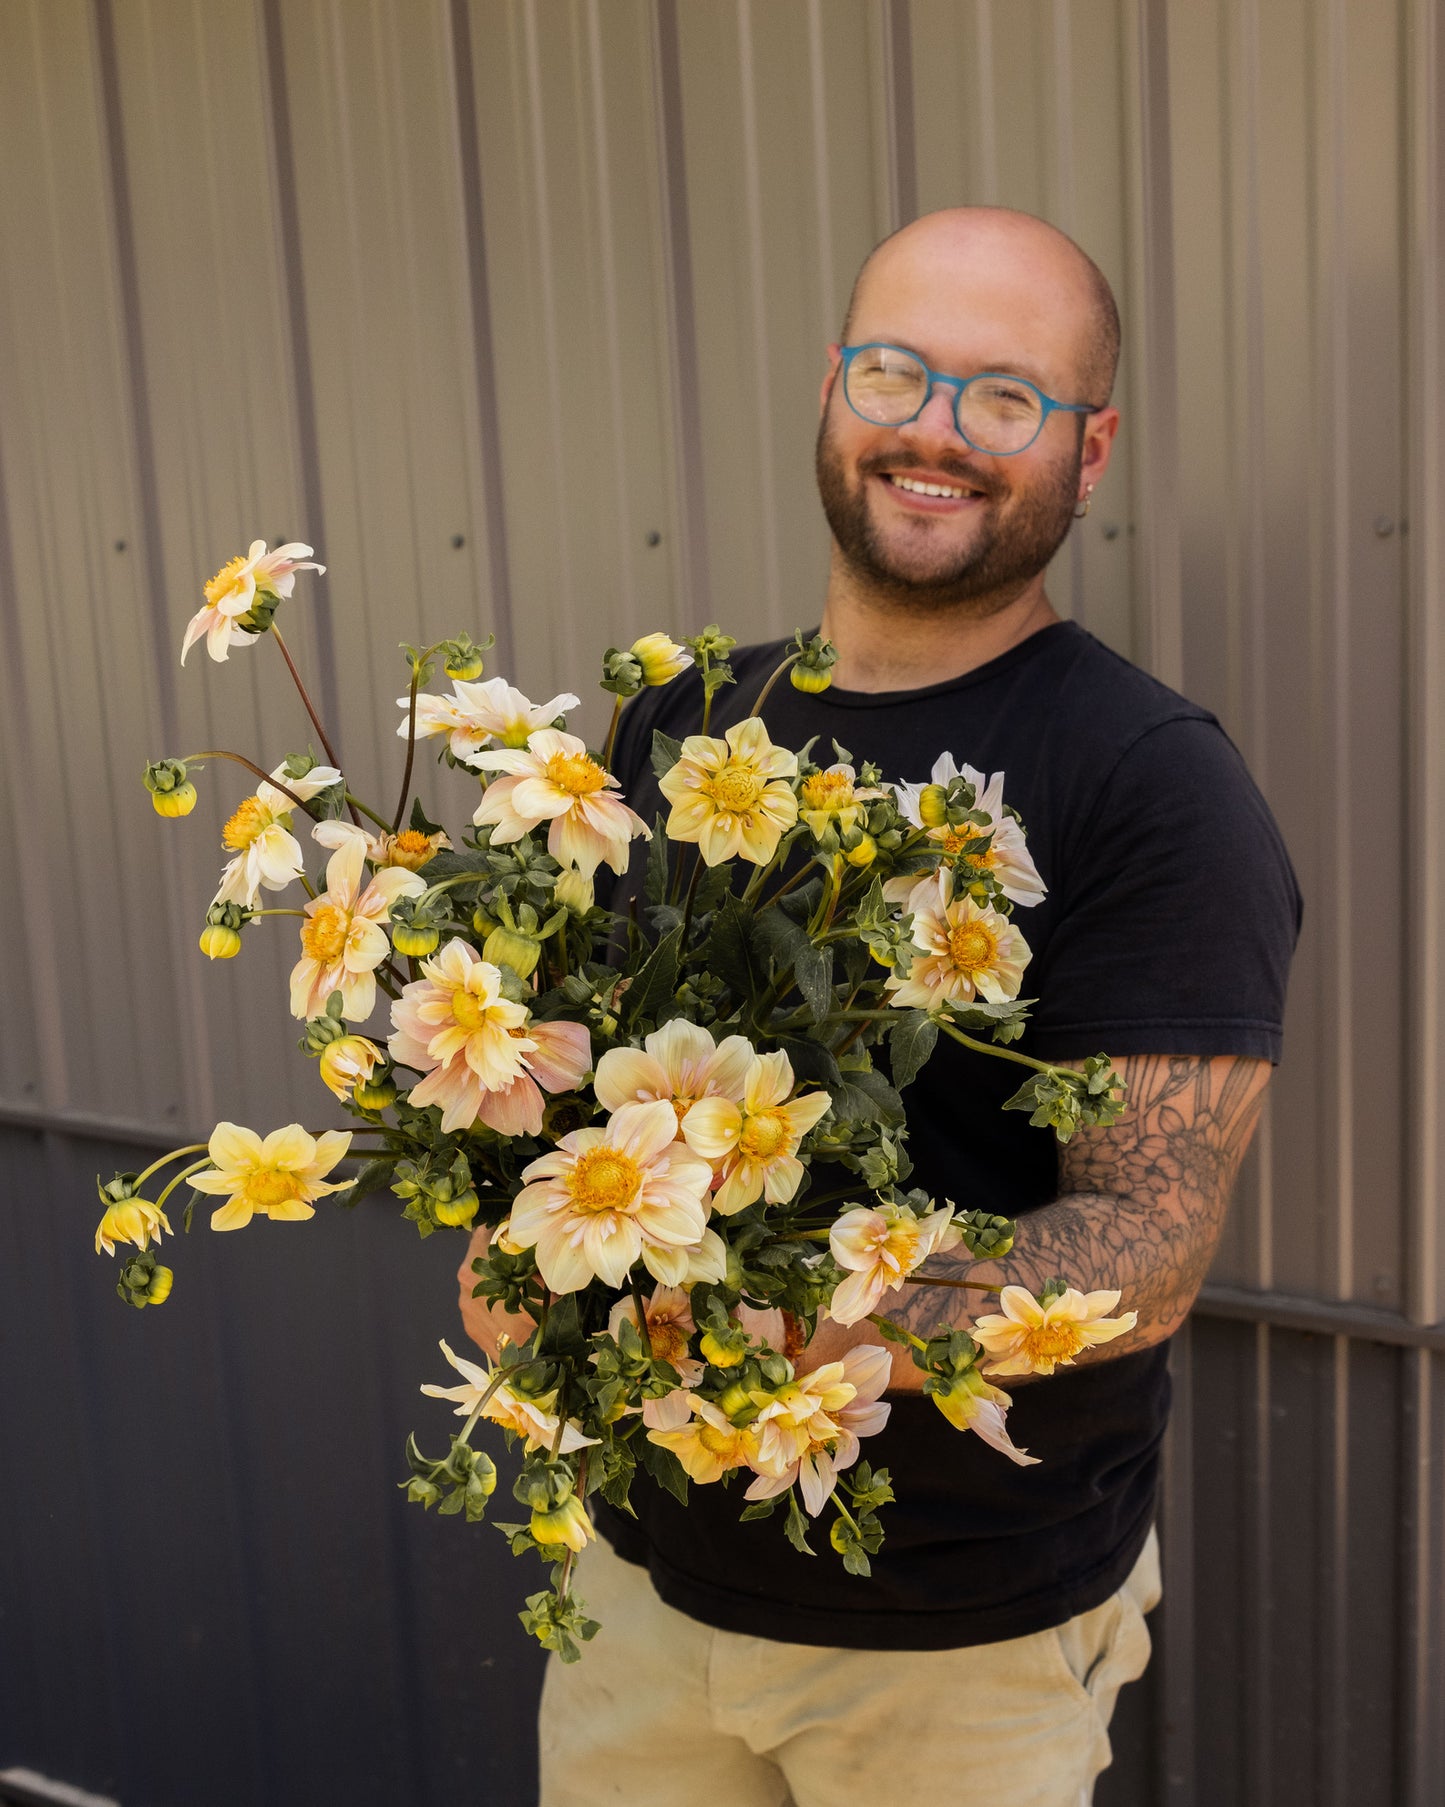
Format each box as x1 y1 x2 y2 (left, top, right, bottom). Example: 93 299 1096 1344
1 2 1441 1802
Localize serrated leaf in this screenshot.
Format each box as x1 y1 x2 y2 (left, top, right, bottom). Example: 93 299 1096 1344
415 849 490 881
777 1036 843 1089
888 1011 938 1090
650 730 684 782
643 815 670 907
331 1157 398 1211
537 1292 585 1359
640 1438 690 1506
739 1497 780 1522
623 923 684 1026
410 795 446 836
841 1543 872 1577
783 1493 816 1556
793 942 834 1023
709 893 759 998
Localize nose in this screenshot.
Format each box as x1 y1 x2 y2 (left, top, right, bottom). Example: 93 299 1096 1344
895 382 970 458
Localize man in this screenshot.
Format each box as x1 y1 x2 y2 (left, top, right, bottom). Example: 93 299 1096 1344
459 207 1300 1806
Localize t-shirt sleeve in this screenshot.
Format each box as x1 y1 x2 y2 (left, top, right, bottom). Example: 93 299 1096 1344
1026 715 1302 1063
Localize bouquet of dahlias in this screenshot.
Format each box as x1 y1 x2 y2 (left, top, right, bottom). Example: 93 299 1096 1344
96 539 1136 1660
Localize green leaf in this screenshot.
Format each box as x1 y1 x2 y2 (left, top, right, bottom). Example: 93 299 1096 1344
414 849 490 881
709 894 760 998
330 1157 398 1212
409 795 447 836
739 1497 780 1522
793 942 834 1024
537 1293 586 1359
777 1036 843 1090
623 923 684 1026
888 1011 938 1090
783 1492 816 1556
650 729 684 781
640 1437 690 1506
643 814 670 907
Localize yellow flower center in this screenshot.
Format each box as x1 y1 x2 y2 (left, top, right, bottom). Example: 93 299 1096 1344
800 771 855 814
645 1318 691 1365
246 1167 305 1208
940 824 996 865
204 554 250 607
739 1109 789 1160
302 904 350 965
222 795 281 850
567 1147 643 1214
451 989 494 1032
388 830 434 869
948 919 999 975
1021 1320 1087 1363
546 751 608 797
708 763 766 813
697 1421 747 1460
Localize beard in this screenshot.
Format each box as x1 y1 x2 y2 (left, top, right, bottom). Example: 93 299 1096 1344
814 407 1081 616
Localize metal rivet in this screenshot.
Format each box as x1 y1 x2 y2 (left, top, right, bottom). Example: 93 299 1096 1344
451 533 466 549
1374 516 1396 537
645 530 662 547
1101 523 1120 542
114 538 127 552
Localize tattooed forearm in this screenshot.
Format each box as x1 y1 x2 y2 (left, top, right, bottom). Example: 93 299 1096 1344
894 1053 1271 1367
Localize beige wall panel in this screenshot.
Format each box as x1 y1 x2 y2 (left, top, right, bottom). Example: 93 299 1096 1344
109 0 343 1131
0 0 191 1127
1168 0 1409 1308
909 0 1141 654
274 0 497 812
462 0 680 746
673 0 883 652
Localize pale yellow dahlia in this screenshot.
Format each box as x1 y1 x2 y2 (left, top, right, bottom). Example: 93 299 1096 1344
402 676 580 764
971 1285 1138 1377
658 717 799 866
420 1340 598 1454
312 818 451 872
646 1395 766 1484
189 1122 352 1231
681 1050 832 1215
895 754 1046 907
884 869 1030 1013
509 1100 714 1293
94 1195 171 1257
744 1344 892 1515
472 727 649 877
592 1018 754 1135
212 761 343 909
388 940 590 1135
317 1033 385 1103
796 763 884 841
825 1200 962 1326
930 1367 1039 1465
181 540 324 664
289 836 425 1022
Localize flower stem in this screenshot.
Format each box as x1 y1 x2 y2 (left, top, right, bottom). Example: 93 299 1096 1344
346 792 393 831
182 751 313 816
630 1279 655 1358
937 1020 1059 1075
154 1158 213 1215
270 626 347 780
601 695 627 770
748 652 800 720
904 1274 1002 1294
132 1145 210 1191
679 851 707 943
866 1312 928 1353
392 645 442 834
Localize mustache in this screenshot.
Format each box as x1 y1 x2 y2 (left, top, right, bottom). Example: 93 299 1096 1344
857 451 1000 497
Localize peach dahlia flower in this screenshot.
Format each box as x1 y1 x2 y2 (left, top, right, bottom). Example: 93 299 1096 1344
472 728 649 877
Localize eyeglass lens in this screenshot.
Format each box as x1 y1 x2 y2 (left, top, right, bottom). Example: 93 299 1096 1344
844 346 1045 454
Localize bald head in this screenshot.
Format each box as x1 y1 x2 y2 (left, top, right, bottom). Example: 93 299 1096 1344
840 208 1120 407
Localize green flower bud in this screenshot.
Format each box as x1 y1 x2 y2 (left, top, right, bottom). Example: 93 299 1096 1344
529 1494 593 1552
630 632 691 687
553 869 595 916
199 922 242 959
918 784 949 828
699 1328 748 1369
441 633 493 681
144 759 197 817
483 922 542 980
600 646 645 697
790 662 832 694
354 1067 399 1111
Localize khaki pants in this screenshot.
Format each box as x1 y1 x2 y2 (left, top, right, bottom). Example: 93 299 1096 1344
539 1527 1161 1807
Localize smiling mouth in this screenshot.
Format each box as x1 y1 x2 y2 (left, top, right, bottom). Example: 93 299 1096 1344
880 473 987 501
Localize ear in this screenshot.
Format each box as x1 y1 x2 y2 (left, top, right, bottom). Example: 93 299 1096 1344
1078 407 1120 498
820 344 843 419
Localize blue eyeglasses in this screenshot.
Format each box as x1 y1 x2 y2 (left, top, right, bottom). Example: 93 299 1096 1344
838 343 1099 456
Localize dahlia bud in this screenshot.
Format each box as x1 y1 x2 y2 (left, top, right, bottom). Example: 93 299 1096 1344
553 869 595 916
483 922 542 980
630 632 691 687
199 899 249 960
441 632 492 682
918 784 949 828
529 1494 594 1553
144 758 197 817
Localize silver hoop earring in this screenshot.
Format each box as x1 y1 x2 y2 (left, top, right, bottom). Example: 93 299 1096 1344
1074 485 1094 520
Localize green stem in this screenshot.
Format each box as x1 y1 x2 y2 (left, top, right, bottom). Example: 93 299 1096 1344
132 1144 210 1191
346 792 394 831
251 908 307 918
392 643 443 834
630 1278 655 1359
748 651 801 720
829 1491 861 1536
938 1019 1059 1075
867 1312 928 1353
601 694 627 770
679 851 706 943
904 1274 1002 1294
154 1158 213 1214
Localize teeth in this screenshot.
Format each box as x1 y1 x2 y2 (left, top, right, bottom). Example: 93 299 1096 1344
889 475 978 499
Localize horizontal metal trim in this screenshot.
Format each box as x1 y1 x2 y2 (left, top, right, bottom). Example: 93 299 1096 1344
0 1098 187 1152
1195 1283 1445 1351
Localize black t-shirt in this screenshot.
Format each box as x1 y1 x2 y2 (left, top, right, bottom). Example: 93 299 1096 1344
592 620 1302 1650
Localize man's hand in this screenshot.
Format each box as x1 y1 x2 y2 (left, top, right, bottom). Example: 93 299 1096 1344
456 1223 537 1361
808 1051 1271 1390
